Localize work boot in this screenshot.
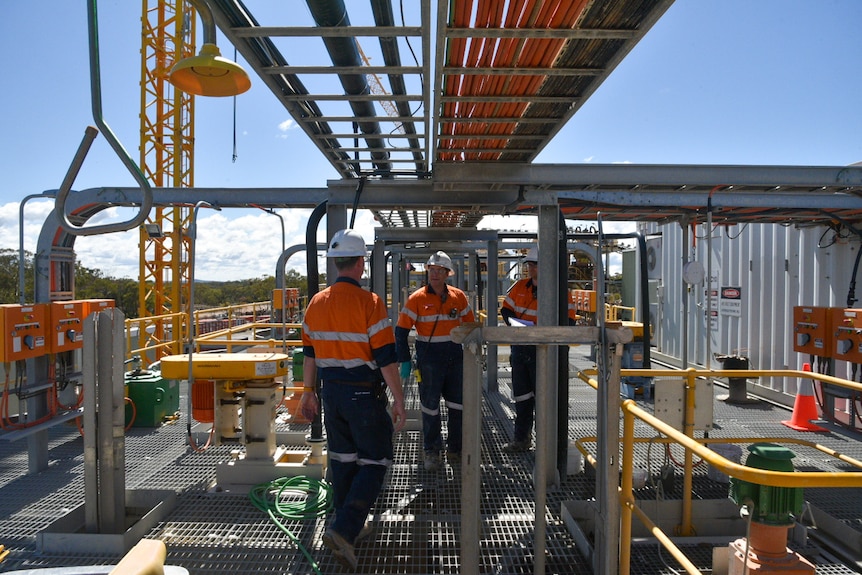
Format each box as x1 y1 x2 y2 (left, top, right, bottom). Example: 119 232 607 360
446 451 461 466
423 451 441 472
355 521 374 544
323 527 358 570
503 439 531 453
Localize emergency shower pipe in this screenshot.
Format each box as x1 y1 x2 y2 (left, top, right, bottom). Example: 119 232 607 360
54 0 153 236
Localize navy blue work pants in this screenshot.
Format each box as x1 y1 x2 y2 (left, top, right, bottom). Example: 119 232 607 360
321 382 393 543
417 351 464 454
510 346 536 443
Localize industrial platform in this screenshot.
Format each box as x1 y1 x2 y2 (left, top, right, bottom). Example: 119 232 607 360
1 348 861 574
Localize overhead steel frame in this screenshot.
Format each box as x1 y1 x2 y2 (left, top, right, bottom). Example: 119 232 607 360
209 0 432 179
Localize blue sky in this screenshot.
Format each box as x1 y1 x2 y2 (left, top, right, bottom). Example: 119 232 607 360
1 1 860 281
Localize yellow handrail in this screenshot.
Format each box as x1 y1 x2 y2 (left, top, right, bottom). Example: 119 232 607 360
576 366 862 575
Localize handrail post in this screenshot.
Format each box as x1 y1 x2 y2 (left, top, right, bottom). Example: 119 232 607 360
620 405 636 575
680 368 697 535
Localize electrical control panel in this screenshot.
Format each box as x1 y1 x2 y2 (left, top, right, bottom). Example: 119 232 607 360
82 299 115 318
830 307 862 364
48 300 86 353
0 304 48 362
570 289 596 313
272 288 300 310
793 306 832 357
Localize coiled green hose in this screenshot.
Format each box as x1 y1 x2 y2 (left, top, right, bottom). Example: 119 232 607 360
249 475 333 575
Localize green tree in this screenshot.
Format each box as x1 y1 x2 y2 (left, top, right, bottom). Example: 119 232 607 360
73 263 140 318
0 248 33 304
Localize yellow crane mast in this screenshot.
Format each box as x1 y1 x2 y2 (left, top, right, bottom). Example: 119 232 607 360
139 0 195 357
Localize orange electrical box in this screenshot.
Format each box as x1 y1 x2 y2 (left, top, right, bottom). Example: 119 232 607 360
571 290 597 313
82 299 115 318
793 306 832 357
272 289 300 311
830 307 862 363
48 300 86 353
0 304 48 362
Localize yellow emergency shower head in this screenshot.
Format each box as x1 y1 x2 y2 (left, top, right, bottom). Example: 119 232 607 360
169 43 251 97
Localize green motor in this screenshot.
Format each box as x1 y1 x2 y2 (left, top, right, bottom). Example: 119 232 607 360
730 442 803 526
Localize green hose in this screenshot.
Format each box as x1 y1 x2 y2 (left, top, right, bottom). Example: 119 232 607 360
249 475 333 575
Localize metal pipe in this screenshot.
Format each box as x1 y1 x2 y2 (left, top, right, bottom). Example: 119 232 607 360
305 201 328 440
305 0 391 172
253 205 286 351
18 193 55 304
187 0 218 45
186 201 221 442
54 0 153 236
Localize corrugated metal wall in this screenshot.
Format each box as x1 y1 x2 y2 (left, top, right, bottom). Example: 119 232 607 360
637 221 861 403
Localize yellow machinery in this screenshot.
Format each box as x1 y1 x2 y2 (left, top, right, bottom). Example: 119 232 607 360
160 353 326 490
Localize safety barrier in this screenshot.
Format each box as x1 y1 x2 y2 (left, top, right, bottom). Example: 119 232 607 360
577 367 862 575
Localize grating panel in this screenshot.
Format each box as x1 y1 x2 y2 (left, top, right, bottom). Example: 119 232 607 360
1 353 861 575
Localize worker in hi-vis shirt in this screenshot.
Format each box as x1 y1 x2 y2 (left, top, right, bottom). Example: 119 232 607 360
300 229 406 570
500 245 577 453
395 251 475 473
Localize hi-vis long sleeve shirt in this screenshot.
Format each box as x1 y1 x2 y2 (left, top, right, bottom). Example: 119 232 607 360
302 277 397 383
501 279 578 327
395 284 475 363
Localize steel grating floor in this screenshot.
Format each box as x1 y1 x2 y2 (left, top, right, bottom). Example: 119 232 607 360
1 347 861 574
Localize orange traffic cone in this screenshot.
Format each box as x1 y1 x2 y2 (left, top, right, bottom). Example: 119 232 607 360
782 363 827 432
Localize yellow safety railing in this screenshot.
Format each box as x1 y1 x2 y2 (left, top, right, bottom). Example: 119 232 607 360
193 321 303 352
577 367 862 575
124 301 284 363
125 312 186 362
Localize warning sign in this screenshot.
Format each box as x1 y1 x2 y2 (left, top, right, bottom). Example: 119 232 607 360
720 286 742 317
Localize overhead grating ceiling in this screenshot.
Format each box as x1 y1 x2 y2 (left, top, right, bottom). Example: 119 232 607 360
208 0 862 229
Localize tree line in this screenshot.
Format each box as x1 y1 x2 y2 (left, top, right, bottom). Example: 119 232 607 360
0 248 313 319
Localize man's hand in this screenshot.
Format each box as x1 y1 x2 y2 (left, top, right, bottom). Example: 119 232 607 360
299 390 319 421
399 361 411 380
390 398 407 432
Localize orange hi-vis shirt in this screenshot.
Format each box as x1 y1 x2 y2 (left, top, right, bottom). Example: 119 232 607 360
302 277 397 383
501 279 578 326
395 284 475 363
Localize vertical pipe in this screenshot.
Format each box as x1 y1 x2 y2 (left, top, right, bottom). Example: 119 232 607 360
595 341 622 574
537 205 559 481
83 313 98 532
461 331 482 575
96 310 123 533
111 308 126 509
680 369 697 536
305 201 328 440
682 222 690 368
534 343 550 575
487 239 499 392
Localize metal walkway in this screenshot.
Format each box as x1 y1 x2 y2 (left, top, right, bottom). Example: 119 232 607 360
1 348 861 574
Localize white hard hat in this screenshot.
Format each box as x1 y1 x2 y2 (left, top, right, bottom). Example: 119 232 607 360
326 229 367 257
524 246 538 263
427 251 454 273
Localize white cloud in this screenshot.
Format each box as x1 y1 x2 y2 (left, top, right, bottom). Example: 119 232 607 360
277 119 298 138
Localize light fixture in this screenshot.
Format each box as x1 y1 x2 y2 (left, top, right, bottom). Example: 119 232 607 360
168 0 251 97
144 223 163 239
